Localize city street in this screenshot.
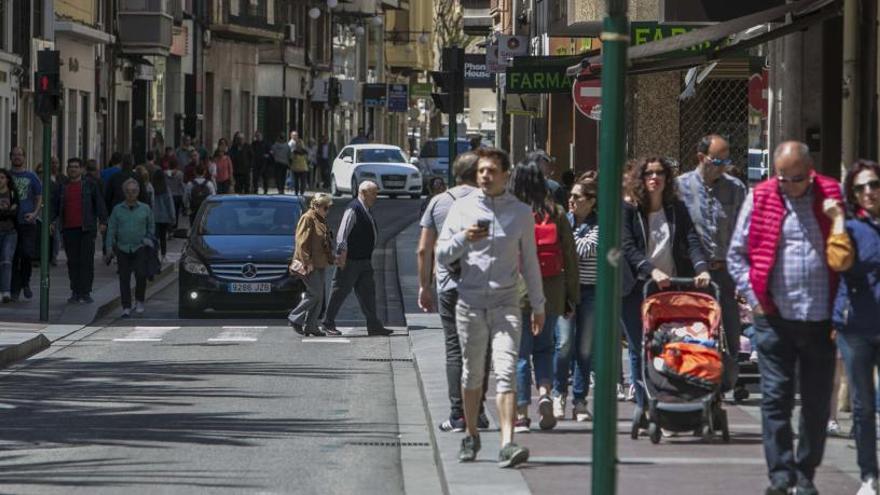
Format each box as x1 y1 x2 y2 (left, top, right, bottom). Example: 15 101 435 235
0 198 432 494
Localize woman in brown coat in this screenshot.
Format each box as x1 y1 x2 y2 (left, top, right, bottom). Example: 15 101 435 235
288 193 334 336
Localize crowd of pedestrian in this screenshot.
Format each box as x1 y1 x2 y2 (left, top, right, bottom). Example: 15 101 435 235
413 137 880 495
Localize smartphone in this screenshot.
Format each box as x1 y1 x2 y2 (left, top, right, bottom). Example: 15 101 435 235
477 219 491 230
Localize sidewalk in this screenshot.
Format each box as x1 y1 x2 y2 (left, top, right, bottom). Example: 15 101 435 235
0 235 183 366
395 220 862 494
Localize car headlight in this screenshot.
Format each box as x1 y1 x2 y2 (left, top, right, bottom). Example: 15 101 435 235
358 171 377 179
183 256 209 275
410 173 421 180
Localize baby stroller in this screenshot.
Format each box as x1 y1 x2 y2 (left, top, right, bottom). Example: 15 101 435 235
632 278 731 444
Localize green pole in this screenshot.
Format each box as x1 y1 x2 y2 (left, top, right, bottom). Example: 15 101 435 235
39 119 52 322
592 3 628 494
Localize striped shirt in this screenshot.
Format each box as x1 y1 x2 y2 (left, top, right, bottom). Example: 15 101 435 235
569 212 599 285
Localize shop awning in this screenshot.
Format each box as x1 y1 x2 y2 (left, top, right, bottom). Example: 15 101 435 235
566 0 842 78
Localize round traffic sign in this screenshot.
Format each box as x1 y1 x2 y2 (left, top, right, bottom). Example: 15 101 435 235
572 76 602 120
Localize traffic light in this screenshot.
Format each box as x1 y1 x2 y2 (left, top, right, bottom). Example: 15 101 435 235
35 50 61 120
430 47 464 114
328 77 340 108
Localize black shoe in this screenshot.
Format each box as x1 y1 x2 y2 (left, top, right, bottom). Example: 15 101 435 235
477 412 490 430
793 479 818 495
498 442 529 468
303 327 327 337
367 326 393 336
458 435 480 462
67 295 79 304
288 321 304 335
79 295 94 304
22 287 33 299
323 325 342 336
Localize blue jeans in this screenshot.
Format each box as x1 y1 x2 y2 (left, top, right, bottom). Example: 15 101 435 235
0 229 16 292
754 315 835 488
622 282 646 408
837 331 880 481
553 285 595 401
516 310 557 407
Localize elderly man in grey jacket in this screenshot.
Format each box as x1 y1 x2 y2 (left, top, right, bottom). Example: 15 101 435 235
436 148 546 469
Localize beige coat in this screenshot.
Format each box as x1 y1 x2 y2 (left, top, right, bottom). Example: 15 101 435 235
294 209 333 269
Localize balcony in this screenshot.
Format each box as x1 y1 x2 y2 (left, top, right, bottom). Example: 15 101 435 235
117 0 175 56
461 0 492 35
210 0 282 42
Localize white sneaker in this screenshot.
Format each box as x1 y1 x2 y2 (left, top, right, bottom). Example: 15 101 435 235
626 384 636 402
552 395 566 419
572 400 592 422
121 308 131 318
858 477 879 495
135 301 145 314
616 384 626 401
749 350 759 363
827 420 841 436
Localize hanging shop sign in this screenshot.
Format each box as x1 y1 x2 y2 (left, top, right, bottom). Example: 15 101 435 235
387 84 409 112
505 55 581 94
410 82 432 98
362 83 387 107
464 54 494 88
630 22 719 57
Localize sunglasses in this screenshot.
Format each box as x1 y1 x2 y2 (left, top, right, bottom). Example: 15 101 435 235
777 174 808 183
644 170 667 178
708 157 732 167
854 179 880 194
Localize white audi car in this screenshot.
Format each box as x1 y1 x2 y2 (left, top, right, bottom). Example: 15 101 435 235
330 144 422 199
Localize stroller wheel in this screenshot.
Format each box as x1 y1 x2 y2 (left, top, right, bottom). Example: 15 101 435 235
648 423 661 444
733 385 750 402
630 407 645 440
630 418 640 440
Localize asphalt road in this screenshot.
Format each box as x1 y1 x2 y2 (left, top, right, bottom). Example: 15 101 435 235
0 197 425 494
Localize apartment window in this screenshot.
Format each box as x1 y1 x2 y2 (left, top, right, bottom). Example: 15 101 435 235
80 92 90 160
67 89 79 159
33 0 43 39
241 91 252 139
267 0 274 24
221 89 232 142
230 0 240 16
0 0 6 51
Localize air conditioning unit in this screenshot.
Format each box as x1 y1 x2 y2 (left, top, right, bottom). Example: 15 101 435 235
285 24 296 43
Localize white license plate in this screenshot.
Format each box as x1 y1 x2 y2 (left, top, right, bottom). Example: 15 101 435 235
228 283 271 293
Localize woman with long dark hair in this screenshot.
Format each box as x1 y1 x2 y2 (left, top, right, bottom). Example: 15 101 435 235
827 160 880 495
509 161 579 432
620 157 710 432
150 169 175 260
0 169 19 302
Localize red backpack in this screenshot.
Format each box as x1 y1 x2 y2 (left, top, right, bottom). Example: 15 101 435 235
534 212 563 277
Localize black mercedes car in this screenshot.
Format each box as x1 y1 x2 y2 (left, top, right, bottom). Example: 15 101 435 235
178 195 304 318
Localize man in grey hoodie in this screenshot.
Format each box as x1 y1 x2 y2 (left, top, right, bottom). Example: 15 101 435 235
436 148 546 468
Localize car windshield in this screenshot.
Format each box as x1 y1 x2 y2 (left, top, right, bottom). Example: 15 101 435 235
198 200 301 236
356 148 407 163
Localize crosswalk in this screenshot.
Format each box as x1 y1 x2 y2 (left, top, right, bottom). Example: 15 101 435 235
109 325 358 344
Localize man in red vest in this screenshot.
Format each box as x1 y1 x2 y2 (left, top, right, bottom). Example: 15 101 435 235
728 141 843 495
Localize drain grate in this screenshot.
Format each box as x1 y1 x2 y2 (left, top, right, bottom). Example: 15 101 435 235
349 441 430 447
358 358 413 362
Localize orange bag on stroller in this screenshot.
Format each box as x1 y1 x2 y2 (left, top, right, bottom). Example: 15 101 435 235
655 341 723 389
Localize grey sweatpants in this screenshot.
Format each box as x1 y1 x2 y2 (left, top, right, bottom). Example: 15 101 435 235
455 301 522 394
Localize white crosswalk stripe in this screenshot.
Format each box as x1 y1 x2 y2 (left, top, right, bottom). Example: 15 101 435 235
208 326 267 342
113 326 180 342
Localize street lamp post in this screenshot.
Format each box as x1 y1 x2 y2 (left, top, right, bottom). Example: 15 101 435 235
592 1 628 494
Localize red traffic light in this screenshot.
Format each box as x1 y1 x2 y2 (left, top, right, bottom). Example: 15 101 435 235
39 75 50 92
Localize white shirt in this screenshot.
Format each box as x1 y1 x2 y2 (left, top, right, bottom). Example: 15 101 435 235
647 210 675 276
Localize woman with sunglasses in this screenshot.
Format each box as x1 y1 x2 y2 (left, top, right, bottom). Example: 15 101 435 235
620 157 710 433
288 193 335 337
827 160 880 495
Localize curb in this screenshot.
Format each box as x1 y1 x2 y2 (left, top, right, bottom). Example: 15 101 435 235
0 333 51 368
409 333 451 495
91 261 178 322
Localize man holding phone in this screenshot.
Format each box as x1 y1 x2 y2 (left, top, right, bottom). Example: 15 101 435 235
436 148 546 469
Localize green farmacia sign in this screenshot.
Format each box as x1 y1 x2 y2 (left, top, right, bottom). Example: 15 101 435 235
505 55 581 94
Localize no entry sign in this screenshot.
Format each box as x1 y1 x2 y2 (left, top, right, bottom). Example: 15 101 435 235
572 76 601 120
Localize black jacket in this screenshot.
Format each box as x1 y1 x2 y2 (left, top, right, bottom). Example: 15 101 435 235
251 140 271 169
621 200 708 284
54 177 108 232
230 143 254 175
